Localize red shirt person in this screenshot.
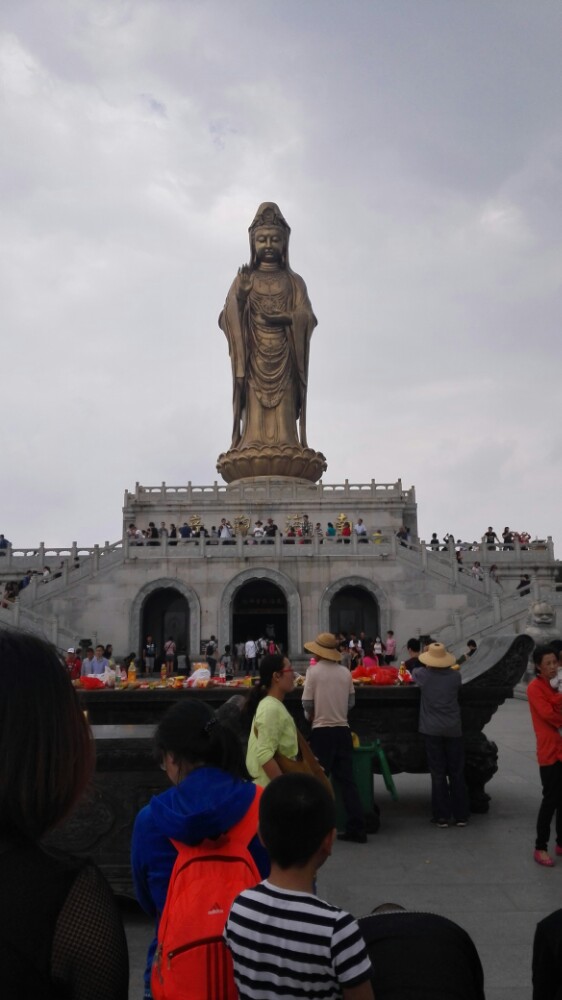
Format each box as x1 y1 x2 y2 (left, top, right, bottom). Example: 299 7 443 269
65 648 81 681
527 645 562 867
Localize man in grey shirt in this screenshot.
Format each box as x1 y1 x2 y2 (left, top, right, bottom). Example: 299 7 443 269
412 643 469 829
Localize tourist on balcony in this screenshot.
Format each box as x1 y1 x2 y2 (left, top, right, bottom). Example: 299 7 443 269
246 654 298 787
396 525 408 546
314 521 324 539
373 528 383 544
326 521 336 538
178 522 192 541
0 630 129 999
127 522 141 544
502 527 514 550
252 519 266 542
219 517 234 542
527 645 562 867
264 517 278 541
354 518 368 542
147 521 159 546
0 533 10 554
301 513 313 539
483 526 500 550
159 522 168 539
169 523 177 546
341 520 352 543
430 533 440 551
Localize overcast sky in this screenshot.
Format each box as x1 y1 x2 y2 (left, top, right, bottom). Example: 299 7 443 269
2 0 561 551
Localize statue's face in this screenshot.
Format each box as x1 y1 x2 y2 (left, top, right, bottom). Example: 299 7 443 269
253 226 285 264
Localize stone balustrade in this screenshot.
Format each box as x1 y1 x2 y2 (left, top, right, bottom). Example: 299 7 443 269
124 478 417 503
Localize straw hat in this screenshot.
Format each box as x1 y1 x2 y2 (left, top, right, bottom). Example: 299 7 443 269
303 633 342 662
418 642 456 669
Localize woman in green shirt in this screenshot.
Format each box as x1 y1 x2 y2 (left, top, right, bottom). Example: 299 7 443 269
246 654 298 786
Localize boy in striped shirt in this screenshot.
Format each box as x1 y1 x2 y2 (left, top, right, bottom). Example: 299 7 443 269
224 774 373 1000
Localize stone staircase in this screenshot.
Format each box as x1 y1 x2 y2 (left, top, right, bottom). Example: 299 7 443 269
0 601 79 649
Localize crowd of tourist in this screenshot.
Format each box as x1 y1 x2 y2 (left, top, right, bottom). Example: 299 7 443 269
6 627 562 999
126 515 380 545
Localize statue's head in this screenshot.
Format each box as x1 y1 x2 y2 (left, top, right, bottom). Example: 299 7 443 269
530 601 555 626
249 202 290 268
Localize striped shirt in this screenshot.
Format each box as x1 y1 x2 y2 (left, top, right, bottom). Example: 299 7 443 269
224 880 372 999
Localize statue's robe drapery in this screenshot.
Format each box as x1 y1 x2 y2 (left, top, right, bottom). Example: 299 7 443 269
219 267 317 450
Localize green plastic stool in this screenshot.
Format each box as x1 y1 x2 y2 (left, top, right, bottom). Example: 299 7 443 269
374 738 398 801
332 743 380 833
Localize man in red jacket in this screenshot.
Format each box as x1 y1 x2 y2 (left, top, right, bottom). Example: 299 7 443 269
527 645 562 867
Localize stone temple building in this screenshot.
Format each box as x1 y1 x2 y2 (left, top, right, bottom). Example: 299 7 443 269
2 480 558 669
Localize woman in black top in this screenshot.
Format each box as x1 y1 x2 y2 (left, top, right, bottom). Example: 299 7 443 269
0 630 129 1000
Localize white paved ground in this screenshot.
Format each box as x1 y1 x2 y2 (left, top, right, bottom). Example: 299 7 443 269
123 696 558 999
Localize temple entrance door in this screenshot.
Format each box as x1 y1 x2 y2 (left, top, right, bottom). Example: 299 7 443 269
232 580 288 653
141 588 189 658
329 585 379 639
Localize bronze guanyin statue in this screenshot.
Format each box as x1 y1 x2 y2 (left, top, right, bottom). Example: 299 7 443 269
217 203 327 483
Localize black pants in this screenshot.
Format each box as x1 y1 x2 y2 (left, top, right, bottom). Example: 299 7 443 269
309 727 366 837
536 761 562 851
424 735 469 823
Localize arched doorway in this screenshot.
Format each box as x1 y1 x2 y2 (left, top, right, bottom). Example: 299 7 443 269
329 585 379 639
141 587 189 657
232 580 288 652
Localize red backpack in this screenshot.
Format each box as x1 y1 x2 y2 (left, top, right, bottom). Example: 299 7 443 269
151 787 262 1000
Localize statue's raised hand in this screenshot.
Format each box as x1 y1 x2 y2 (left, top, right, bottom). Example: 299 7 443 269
237 265 253 298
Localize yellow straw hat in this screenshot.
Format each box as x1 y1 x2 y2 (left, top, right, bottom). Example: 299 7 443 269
418 642 457 669
303 633 342 663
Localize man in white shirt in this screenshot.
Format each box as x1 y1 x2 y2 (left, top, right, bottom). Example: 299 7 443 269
245 637 257 674
354 518 368 542
302 632 368 843
252 520 265 541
